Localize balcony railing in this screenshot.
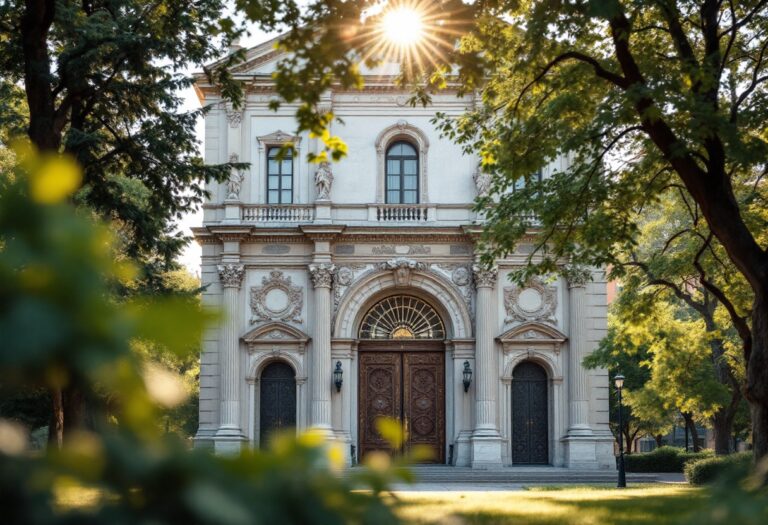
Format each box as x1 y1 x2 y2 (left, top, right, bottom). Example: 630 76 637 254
242 205 314 222
374 204 431 222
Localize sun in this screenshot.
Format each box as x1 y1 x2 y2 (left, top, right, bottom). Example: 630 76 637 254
381 6 424 47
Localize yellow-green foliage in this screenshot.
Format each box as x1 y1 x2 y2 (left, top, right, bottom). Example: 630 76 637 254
0 146 405 525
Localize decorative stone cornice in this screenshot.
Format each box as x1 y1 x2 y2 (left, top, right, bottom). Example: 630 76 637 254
472 265 498 288
218 264 245 289
309 263 336 288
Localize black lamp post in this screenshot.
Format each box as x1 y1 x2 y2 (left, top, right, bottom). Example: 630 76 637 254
615 373 627 488
334 361 343 393
462 361 472 393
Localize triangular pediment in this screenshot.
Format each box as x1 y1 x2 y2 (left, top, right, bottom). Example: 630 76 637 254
242 322 310 344
203 33 411 79
256 130 301 145
496 322 567 344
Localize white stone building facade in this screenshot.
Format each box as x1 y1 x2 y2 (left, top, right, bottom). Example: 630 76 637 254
193 38 614 469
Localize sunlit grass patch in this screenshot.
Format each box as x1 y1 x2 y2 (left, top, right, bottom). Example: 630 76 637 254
395 485 704 525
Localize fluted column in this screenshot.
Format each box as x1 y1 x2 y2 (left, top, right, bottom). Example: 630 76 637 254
567 271 592 435
470 265 503 468
473 266 499 431
215 264 246 452
309 263 335 431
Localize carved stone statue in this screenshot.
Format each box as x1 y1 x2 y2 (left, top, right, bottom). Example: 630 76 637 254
473 169 492 197
226 152 244 200
314 161 334 201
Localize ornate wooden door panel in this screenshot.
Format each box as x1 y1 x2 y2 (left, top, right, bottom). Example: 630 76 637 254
259 362 296 447
403 352 445 463
511 362 549 464
358 352 402 459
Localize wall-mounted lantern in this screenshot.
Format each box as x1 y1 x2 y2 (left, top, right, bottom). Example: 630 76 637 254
334 361 343 392
462 361 472 393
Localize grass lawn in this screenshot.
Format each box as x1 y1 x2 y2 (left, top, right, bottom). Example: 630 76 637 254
393 485 704 525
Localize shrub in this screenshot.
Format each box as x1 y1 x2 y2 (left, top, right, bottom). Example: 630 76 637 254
624 446 712 472
684 452 752 485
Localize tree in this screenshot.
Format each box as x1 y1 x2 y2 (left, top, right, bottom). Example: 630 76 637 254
612 190 748 453
585 319 676 453
0 0 243 284
234 0 768 459
0 149 404 525
0 0 245 441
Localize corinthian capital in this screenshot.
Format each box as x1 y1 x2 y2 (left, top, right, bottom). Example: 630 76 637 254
472 265 498 288
565 265 592 289
309 263 336 288
218 264 245 289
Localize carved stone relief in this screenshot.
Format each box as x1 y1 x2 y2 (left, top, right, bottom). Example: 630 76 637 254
332 265 368 316
250 270 303 324
378 258 427 287
433 264 474 322
371 245 431 255
503 278 557 326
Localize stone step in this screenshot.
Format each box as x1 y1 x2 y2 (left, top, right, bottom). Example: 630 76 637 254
347 466 659 484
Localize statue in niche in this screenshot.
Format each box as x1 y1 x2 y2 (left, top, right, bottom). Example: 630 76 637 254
473 169 492 197
226 152 244 200
314 161 334 201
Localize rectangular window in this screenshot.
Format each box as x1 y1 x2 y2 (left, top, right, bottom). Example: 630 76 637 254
512 171 543 192
266 147 293 204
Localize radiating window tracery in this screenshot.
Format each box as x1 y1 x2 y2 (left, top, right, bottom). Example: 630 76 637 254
359 295 445 340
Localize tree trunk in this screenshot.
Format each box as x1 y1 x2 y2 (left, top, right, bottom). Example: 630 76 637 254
683 413 701 452
655 434 663 448
747 294 768 459
62 386 86 438
711 390 740 455
20 0 60 152
47 387 63 448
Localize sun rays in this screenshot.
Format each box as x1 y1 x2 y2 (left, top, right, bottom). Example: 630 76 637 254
339 0 470 78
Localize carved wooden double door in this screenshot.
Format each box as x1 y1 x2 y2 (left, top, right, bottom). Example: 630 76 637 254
358 346 445 463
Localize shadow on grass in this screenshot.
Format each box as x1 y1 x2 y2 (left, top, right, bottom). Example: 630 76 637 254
396 486 706 525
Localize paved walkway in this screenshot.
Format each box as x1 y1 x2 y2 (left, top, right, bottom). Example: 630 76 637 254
351 466 687 491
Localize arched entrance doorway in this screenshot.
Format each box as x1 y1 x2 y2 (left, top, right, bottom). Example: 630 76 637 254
259 361 296 447
357 295 446 463
512 361 549 464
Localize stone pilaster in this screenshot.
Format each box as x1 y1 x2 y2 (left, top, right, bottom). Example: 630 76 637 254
563 267 606 468
309 263 335 432
214 263 246 454
567 272 592 435
470 265 503 468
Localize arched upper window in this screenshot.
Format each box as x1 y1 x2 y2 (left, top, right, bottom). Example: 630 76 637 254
385 141 419 204
359 295 444 340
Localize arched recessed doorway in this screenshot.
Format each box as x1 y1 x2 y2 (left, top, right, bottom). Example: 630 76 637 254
512 361 549 464
357 295 446 463
259 361 296 447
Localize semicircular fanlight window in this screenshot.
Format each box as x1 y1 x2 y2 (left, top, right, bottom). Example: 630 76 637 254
359 296 445 340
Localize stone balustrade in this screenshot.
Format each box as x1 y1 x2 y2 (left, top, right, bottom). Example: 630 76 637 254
242 205 314 222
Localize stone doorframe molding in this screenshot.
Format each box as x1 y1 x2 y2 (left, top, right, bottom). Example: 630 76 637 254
242 322 310 447
333 262 472 339
497 321 567 467
374 120 430 203
254 130 303 203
